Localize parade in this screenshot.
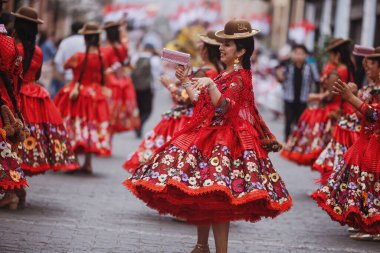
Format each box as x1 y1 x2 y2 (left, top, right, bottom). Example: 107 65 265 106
0 0 379 252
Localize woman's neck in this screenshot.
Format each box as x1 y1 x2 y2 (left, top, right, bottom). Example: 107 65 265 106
202 59 216 71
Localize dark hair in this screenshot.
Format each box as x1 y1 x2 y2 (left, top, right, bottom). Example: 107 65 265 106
105 25 125 65
292 43 309 54
204 42 222 73
234 37 255 70
330 43 355 82
71 21 84 35
0 11 12 26
77 34 105 86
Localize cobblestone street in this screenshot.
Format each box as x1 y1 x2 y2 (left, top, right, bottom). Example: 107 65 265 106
0 89 378 253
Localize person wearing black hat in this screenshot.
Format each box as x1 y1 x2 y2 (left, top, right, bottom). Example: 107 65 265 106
124 20 291 253
276 43 320 139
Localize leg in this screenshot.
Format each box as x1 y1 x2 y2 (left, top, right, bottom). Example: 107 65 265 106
80 153 93 174
191 226 211 253
212 222 230 253
0 190 19 210
294 102 307 122
284 101 293 140
135 89 150 138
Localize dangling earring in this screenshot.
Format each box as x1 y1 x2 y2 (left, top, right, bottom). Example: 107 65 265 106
234 58 240 72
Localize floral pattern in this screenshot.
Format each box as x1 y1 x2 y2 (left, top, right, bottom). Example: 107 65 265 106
126 144 291 224
18 122 79 176
0 134 27 191
123 105 193 173
63 117 112 157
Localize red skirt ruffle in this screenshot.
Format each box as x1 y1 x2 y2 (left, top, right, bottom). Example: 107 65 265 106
124 126 292 224
54 82 112 156
281 106 335 166
19 83 79 175
0 134 28 191
123 106 192 173
106 75 140 133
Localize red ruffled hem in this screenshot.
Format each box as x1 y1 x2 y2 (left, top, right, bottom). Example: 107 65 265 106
280 149 322 166
311 191 380 234
0 179 28 191
124 178 293 225
21 163 80 177
72 142 111 157
332 125 360 148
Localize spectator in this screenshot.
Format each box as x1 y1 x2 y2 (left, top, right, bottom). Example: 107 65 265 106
276 44 320 139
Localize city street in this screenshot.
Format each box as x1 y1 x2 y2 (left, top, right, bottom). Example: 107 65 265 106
0 89 378 253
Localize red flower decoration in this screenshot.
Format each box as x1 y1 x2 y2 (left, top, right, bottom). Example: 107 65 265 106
232 178 245 193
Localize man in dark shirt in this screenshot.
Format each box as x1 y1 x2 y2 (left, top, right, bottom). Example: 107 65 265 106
276 44 320 139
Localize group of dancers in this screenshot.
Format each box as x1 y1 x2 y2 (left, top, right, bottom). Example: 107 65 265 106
281 39 380 241
0 6 139 209
1 2 379 253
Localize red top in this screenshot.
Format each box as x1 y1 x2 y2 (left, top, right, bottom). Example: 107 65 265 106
0 34 22 111
102 44 128 67
65 52 104 86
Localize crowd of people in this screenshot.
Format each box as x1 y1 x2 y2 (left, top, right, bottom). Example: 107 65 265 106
0 2 379 253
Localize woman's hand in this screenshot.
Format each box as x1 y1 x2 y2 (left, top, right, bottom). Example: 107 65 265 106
332 79 355 101
69 82 80 100
192 77 214 91
175 64 191 83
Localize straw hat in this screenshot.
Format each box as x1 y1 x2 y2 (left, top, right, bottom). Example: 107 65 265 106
325 38 351 52
199 30 222 46
78 22 102 35
366 46 380 59
11 6 43 24
103 21 120 30
215 20 259 39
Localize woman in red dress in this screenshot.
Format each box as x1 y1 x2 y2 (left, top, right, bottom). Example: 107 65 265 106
313 51 375 183
281 38 355 166
123 31 222 173
312 47 380 240
124 20 291 252
12 7 79 177
0 1 28 210
55 22 111 174
102 21 140 134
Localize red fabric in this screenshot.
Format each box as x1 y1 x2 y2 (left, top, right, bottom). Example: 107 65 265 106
0 33 22 112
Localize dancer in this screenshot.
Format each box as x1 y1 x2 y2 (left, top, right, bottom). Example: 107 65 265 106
102 21 140 134
281 38 355 166
55 22 111 174
312 47 380 240
124 20 291 252
123 31 222 173
313 46 375 182
13 7 79 177
0 0 28 210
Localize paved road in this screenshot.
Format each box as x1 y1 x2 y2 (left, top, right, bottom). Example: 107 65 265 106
0 89 378 253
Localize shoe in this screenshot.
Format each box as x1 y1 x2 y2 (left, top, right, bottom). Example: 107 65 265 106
191 244 210 253
372 234 380 241
350 233 374 241
347 227 360 233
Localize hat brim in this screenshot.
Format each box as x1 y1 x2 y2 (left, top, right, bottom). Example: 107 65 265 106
325 39 351 52
199 35 221 46
215 29 259 39
78 29 103 35
11 12 44 24
103 23 121 29
366 53 380 59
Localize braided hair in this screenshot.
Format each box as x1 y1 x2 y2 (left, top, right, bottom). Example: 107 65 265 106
105 25 125 65
77 34 105 86
234 37 255 70
204 43 222 73
330 43 355 82
14 18 38 90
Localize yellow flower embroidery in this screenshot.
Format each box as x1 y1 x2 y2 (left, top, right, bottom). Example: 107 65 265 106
210 157 220 166
54 140 62 153
9 170 20 183
23 136 37 151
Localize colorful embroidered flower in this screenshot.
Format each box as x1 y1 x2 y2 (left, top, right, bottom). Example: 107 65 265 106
0 141 7 149
188 177 197 186
54 140 62 153
333 206 342 214
339 183 347 191
269 173 279 183
203 179 214 187
210 157 220 166
374 199 380 206
158 174 167 183
215 165 223 173
9 170 20 182
244 174 251 182
181 173 189 182
1 148 12 158
222 156 230 167
23 136 37 151
217 181 226 186
232 178 245 193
